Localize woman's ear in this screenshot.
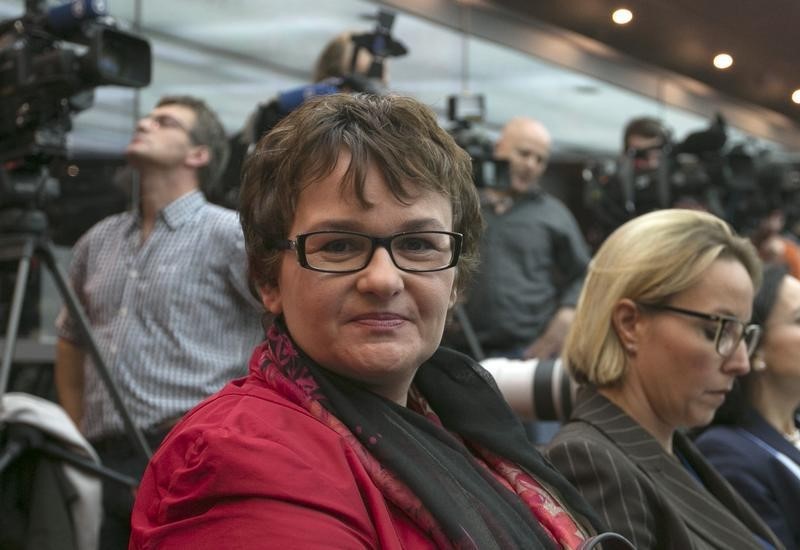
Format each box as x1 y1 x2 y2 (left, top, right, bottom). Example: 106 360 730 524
259 284 283 315
448 286 458 310
612 298 641 354
751 351 767 372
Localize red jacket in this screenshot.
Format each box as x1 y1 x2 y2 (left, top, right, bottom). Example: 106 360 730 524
129 371 436 549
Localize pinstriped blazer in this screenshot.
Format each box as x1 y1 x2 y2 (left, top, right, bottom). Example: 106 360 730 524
544 388 783 550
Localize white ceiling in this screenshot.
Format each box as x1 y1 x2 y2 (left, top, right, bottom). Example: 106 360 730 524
2 0 797 159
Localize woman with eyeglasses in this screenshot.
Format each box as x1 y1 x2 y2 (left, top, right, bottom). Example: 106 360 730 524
695 264 800 550
128 93 634 549
544 209 783 549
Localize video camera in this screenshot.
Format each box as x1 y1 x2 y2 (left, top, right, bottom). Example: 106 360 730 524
350 9 407 81
583 114 776 242
724 143 800 235
0 0 151 218
447 93 510 190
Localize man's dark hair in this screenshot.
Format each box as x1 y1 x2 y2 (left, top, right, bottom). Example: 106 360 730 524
157 95 230 193
622 116 669 151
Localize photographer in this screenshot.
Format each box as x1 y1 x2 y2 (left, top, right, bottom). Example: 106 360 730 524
454 117 590 364
584 117 671 249
623 116 670 171
585 114 733 250
216 22 405 208
54 95 263 549
622 116 713 212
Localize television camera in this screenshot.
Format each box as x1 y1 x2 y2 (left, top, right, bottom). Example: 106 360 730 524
446 93 510 190
0 0 151 232
0 0 153 458
583 114 787 244
350 9 407 81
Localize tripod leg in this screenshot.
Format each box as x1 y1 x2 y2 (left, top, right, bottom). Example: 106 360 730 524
453 303 486 361
37 241 152 461
0 239 34 397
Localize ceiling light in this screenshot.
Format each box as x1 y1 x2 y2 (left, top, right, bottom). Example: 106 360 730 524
611 8 633 25
713 53 733 69
792 89 800 104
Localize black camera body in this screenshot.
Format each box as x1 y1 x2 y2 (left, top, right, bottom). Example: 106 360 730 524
447 93 510 190
0 0 151 216
0 0 151 159
583 114 777 241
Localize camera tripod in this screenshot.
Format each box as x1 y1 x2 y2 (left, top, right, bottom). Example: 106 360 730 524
0 206 152 463
452 303 486 361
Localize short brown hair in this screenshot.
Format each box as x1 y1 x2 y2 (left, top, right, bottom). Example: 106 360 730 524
239 93 482 296
157 95 229 193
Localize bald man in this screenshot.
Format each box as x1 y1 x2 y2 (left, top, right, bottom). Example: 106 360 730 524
496 117 551 195
453 117 590 361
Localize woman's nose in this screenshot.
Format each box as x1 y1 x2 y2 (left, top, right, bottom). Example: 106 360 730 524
356 247 404 297
722 339 751 377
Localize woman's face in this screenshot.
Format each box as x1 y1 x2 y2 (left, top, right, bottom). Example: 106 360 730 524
629 258 755 432
260 154 457 404
760 275 800 385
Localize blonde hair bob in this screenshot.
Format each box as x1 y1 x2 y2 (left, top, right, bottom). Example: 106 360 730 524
565 209 761 386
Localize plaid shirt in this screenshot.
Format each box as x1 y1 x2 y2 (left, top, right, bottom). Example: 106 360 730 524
56 191 263 440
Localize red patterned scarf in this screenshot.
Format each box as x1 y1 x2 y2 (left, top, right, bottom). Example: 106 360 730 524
255 322 601 549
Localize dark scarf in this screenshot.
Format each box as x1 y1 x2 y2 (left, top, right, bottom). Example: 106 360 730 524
258 321 609 549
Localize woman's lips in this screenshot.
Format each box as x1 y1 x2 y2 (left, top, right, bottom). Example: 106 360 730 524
350 312 408 328
704 388 731 404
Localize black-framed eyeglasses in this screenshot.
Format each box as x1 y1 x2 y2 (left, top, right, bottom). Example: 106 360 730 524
636 302 761 358
141 114 193 135
271 230 463 273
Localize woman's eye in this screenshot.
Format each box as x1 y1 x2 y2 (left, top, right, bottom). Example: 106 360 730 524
321 239 353 253
702 326 718 342
399 237 434 252
317 238 366 255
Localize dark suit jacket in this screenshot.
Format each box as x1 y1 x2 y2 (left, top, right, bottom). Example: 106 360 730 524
695 409 800 550
544 388 783 550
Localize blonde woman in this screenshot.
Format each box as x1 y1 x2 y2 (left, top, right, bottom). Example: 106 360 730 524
545 209 782 549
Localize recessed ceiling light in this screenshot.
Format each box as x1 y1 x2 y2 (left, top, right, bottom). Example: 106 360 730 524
792 89 800 104
713 53 733 69
612 8 633 25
